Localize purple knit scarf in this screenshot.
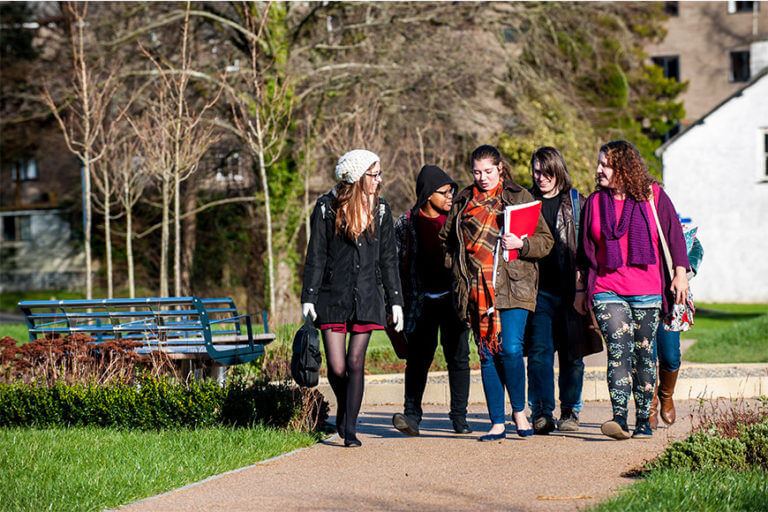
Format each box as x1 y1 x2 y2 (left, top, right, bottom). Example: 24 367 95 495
599 188 656 270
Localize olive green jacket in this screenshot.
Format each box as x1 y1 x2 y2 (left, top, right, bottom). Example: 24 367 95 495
439 181 554 325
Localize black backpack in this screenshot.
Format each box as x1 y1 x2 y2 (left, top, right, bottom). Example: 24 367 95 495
291 317 322 387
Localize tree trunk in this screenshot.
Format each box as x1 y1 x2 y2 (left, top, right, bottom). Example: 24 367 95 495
103 167 113 299
181 185 197 295
174 171 181 297
83 158 93 300
160 174 170 297
125 183 135 298
255 116 275 320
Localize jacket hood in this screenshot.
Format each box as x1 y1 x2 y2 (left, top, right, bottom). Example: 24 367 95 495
412 165 457 213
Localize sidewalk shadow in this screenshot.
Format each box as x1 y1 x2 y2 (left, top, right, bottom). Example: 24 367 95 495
333 411 489 440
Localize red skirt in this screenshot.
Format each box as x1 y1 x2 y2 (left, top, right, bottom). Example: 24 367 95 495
319 321 384 334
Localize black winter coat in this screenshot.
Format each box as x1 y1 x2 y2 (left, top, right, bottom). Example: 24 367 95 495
301 190 404 326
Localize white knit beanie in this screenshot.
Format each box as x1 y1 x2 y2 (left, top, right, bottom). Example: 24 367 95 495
334 149 380 184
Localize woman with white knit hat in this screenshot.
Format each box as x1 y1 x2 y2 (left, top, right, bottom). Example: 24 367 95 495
301 149 404 447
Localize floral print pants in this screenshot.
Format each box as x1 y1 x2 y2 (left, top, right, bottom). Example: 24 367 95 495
593 302 660 420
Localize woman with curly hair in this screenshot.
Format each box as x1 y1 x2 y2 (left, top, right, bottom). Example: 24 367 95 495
574 140 689 440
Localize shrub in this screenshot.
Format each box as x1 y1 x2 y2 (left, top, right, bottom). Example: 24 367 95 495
692 397 768 438
739 420 768 470
649 400 768 473
0 376 328 431
0 334 177 386
653 430 748 472
0 377 224 429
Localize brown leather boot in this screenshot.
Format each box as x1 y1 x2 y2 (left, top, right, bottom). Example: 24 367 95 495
649 384 659 430
659 368 679 425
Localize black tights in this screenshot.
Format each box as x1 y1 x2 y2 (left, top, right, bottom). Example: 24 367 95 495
322 330 371 439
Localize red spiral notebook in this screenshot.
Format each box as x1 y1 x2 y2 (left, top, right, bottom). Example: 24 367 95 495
503 201 542 262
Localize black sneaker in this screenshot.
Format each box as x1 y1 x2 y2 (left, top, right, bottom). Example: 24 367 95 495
533 415 556 435
557 411 580 432
632 418 653 439
452 418 473 434
392 413 420 436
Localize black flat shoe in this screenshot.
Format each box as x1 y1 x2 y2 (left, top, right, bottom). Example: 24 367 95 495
392 413 420 436
452 418 473 434
478 431 506 442
344 434 362 447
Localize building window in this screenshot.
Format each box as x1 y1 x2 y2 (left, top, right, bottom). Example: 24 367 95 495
730 51 750 82
652 55 680 81
728 1 759 14
2 215 32 242
764 131 768 179
664 2 679 16
10 158 38 181
663 122 682 143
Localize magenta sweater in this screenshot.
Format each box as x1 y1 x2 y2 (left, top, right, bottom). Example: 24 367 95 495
577 184 690 314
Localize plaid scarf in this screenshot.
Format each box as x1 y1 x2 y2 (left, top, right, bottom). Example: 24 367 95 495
462 182 503 355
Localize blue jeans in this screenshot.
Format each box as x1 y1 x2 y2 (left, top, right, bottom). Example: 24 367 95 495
527 292 584 419
479 308 529 425
654 324 681 372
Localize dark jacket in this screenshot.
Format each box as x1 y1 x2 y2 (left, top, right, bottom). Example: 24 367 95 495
440 180 554 325
301 190 404 326
530 188 603 360
395 165 457 335
576 184 690 315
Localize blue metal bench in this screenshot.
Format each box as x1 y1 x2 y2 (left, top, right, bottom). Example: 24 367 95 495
18 296 275 365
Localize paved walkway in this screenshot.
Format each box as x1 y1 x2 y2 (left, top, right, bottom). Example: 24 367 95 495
120 400 697 512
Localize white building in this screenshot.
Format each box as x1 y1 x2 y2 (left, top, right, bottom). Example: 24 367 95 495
657 68 768 302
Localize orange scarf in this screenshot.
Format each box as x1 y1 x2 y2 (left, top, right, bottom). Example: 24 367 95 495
462 182 503 354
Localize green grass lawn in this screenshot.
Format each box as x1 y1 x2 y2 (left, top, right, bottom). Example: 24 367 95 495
680 302 768 364
0 426 317 512
684 313 768 364
591 467 768 512
682 302 768 340
0 323 28 343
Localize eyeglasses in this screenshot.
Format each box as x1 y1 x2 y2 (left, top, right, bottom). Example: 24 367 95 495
434 189 454 197
365 171 383 180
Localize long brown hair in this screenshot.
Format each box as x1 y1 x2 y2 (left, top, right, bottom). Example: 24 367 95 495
334 162 380 240
597 140 658 201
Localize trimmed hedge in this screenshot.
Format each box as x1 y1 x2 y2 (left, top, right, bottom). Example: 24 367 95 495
0 376 328 430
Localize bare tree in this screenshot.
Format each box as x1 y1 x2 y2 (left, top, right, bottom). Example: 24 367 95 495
128 2 222 297
41 2 120 299
230 4 293 320
109 134 147 298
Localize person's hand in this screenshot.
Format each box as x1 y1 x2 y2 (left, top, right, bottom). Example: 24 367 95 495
573 291 588 315
391 305 404 333
302 302 317 321
670 267 689 304
500 233 524 251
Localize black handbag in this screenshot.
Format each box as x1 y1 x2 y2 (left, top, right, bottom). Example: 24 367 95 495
291 317 322 387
